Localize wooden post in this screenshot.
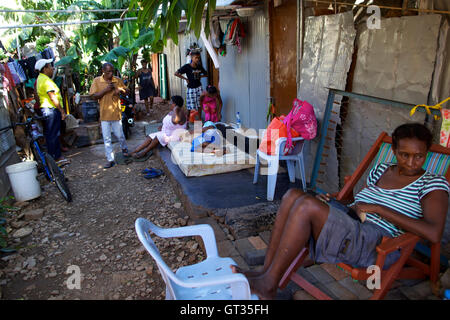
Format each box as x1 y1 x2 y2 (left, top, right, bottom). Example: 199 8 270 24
274 0 283 7
402 0 408 15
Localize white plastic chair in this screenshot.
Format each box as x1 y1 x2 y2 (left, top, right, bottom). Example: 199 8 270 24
135 218 258 300
253 136 307 201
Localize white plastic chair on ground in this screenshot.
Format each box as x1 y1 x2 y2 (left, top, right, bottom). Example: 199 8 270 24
254 136 307 201
135 217 258 300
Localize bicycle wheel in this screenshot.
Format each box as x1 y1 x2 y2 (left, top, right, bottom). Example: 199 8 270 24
44 153 72 202
30 141 51 181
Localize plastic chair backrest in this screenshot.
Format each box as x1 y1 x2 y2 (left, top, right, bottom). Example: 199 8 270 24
135 218 179 299
276 136 305 157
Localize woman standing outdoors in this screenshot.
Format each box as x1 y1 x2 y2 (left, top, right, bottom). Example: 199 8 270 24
136 59 157 116
35 58 68 163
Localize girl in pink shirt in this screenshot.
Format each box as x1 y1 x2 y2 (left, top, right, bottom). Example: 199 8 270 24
200 85 222 123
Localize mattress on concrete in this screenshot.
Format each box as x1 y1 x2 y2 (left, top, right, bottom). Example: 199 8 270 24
167 138 255 177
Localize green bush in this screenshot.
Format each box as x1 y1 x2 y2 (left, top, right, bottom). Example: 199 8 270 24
0 196 17 250
35 36 51 53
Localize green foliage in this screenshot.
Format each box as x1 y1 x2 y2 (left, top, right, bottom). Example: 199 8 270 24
0 196 17 250
35 36 52 52
130 0 216 49
99 46 131 70
0 49 8 63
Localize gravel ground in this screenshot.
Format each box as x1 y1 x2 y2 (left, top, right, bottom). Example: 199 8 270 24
0 99 206 300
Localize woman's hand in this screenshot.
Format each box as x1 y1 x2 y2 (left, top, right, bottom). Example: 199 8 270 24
316 193 331 203
352 202 375 223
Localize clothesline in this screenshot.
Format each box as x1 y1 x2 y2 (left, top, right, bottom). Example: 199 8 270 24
0 9 131 13
0 17 137 30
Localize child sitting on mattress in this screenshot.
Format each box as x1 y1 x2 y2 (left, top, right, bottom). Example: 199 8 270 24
128 96 187 159
191 121 229 156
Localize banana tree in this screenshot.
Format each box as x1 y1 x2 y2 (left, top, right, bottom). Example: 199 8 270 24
129 0 217 49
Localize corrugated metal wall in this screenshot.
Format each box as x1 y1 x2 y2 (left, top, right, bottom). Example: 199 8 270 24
0 83 20 197
218 7 270 130
162 5 270 129
163 38 183 98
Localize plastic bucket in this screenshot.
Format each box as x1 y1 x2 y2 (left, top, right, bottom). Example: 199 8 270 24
82 101 99 123
5 161 41 202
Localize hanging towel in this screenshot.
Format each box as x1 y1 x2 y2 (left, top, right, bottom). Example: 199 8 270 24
201 29 220 69
7 62 21 84
210 19 223 49
3 63 15 87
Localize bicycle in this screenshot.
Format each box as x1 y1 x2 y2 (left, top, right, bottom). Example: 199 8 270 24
0 116 72 202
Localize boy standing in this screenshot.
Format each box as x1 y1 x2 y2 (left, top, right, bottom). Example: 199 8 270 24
174 51 208 122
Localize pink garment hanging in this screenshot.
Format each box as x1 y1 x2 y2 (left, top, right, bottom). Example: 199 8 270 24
282 98 317 153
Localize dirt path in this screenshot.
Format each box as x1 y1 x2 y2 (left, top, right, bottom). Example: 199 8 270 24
0 100 205 300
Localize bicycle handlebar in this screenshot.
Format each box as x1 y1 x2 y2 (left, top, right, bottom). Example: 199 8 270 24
0 116 48 133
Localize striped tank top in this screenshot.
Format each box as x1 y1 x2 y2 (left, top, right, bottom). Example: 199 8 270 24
353 162 449 237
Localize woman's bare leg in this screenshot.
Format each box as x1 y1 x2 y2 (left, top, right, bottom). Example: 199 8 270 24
131 137 152 156
231 189 309 277
134 137 159 158
234 193 330 299
149 96 154 111
144 98 150 114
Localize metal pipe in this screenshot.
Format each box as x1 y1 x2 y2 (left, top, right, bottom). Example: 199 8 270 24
306 0 450 15
0 17 137 30
0 9 131 13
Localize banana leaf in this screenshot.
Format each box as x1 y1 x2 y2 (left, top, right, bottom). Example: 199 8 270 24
55 56 76 66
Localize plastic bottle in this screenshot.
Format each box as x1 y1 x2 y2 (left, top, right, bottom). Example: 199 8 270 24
236 112 241 129
444 289 450 300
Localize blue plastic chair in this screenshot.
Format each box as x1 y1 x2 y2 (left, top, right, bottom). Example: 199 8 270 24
135 218 258 300
253 136 307 201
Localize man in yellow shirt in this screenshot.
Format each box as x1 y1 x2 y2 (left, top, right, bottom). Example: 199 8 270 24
35 58 67 162
89 63 129 168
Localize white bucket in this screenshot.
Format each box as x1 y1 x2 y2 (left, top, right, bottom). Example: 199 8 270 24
5 161 41 202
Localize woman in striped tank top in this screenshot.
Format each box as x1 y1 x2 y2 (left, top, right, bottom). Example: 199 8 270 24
231 123 449 300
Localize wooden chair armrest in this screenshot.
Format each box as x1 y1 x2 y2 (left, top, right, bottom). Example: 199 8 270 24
376 233 420 256
336 176 355 203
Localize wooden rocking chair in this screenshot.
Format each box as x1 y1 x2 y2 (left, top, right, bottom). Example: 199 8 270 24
279 132 450 300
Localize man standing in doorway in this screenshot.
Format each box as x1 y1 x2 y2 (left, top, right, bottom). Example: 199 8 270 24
174 51 208 122
89 63 129 168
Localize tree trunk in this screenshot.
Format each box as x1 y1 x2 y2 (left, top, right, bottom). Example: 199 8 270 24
130 53 138 105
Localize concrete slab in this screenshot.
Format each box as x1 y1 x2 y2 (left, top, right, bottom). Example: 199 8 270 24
306 265 336 284
244 249 266 266
399 281 433 300
384 288 408 300
320 263 349 281
216 240 240 258
248 236 267 250
259 231 271 245
326 281 359 300
293 289 316 300
234 238 252 254
338 276 373 300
